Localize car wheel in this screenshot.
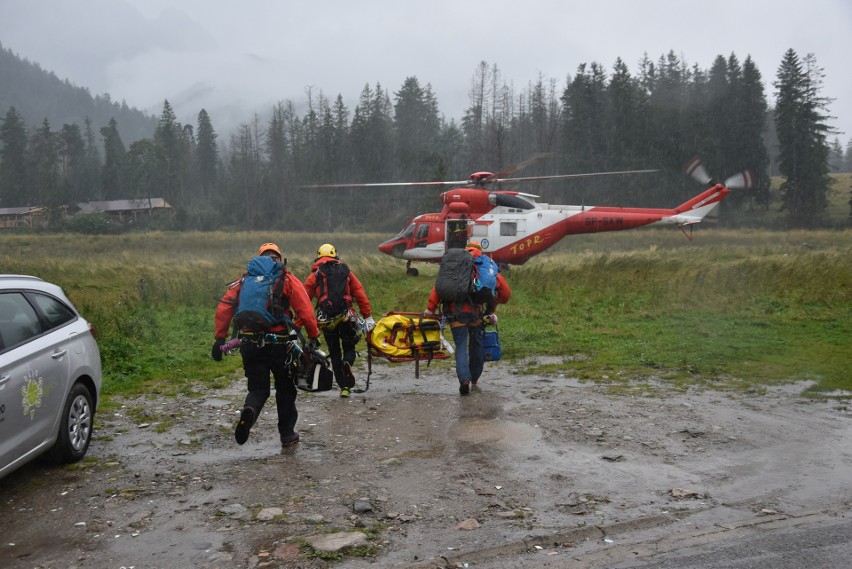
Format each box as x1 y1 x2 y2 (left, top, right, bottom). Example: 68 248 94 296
48 382 95 464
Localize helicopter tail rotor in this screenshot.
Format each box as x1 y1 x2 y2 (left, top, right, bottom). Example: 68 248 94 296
685 156 755 190
685 156 713 186
723 170 756 190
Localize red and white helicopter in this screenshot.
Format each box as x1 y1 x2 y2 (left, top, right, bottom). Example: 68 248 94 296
306 155 754 275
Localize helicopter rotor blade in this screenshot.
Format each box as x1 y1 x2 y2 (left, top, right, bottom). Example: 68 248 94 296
299 180 468 189
724 170 756 190
299 159 658 190
488 153 555 181
491 169 659 184
685 156 713 186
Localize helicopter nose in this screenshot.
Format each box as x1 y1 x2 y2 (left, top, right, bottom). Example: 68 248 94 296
378 237 406 258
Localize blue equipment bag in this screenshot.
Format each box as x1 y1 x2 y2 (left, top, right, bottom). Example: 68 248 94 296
482 325 502 361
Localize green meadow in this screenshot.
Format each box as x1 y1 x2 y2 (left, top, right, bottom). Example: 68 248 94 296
1 228 849 399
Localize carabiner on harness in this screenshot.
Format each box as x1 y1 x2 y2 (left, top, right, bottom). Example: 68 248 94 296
283 340 303 366
317 309 350 331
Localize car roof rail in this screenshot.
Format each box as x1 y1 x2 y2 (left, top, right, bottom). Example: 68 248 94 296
0 275 44 282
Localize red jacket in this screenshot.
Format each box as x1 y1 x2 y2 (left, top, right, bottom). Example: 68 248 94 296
302 257 372 318
426 272 510 325
214 270 319 340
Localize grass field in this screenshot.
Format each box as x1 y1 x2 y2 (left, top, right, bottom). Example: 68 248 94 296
768 172 851 227
1 227 850 400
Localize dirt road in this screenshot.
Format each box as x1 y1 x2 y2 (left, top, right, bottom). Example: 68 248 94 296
2 357 850 568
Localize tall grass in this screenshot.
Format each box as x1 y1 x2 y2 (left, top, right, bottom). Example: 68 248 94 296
1 229 849 398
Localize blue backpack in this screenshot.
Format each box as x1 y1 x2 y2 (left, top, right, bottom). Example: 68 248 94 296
233 256 289 331
471 254 498 307
473 255 498 296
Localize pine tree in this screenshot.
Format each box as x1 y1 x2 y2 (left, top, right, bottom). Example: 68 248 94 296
560 62 608 174
736 56 770 207
265 102 292 227
461 61 490 168
605 58 651 203
0 107 29 206
774 49 833 227
100 117 126 200
154 100 182 206
81 117 102 201
828 137 844 171
29 119 60 223
606 58 645 167
703 55 730 172
57 123 87 204
394 76 440 181
331 94 351 182
196 109 218 199
229 119 264 227
124 138 159 203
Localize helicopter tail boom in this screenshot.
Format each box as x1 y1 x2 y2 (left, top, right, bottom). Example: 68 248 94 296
671 185 729 220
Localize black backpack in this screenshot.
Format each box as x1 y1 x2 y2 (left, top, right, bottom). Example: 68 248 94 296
435 248 475 304
315 261 352 316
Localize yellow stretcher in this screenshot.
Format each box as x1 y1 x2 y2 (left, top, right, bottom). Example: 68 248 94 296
364 311 451 389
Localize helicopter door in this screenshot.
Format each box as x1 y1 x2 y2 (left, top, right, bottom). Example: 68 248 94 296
413 222 430 248
446 219 468 250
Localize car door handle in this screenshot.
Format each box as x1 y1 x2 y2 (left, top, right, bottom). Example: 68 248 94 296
0 374 10 386
52 349 68 359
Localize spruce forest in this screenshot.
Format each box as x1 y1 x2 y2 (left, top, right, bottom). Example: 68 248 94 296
1 46 849 233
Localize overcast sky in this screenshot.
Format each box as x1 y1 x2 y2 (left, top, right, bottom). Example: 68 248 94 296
1 0 850 145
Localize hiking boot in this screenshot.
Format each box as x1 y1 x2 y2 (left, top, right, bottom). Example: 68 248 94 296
341 362 356 396
471 379 478 386
234 407 255 445
459 381 471 395
281 432 300 447
343 362 356 382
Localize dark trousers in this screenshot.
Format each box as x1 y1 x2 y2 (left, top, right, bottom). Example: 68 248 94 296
240 342 298 441
450 323 484 384
322 322 357 389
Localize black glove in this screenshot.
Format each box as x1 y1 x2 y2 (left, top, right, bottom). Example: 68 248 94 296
211 339 225 361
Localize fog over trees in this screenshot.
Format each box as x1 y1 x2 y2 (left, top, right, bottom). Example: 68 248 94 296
0 46 847 231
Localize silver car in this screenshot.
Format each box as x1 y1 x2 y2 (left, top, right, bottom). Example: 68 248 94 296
0 275 102 479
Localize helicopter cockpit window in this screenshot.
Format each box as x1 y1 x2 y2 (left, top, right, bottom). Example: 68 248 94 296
416 224 430 239
500 222 518 236
400 222 415 238
495 194 535 210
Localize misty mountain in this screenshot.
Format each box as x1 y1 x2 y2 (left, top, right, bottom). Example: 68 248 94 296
0 42 157 144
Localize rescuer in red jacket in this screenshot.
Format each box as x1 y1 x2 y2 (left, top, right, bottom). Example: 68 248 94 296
423 241 510 395
212 242 320 448
302 243 375 397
